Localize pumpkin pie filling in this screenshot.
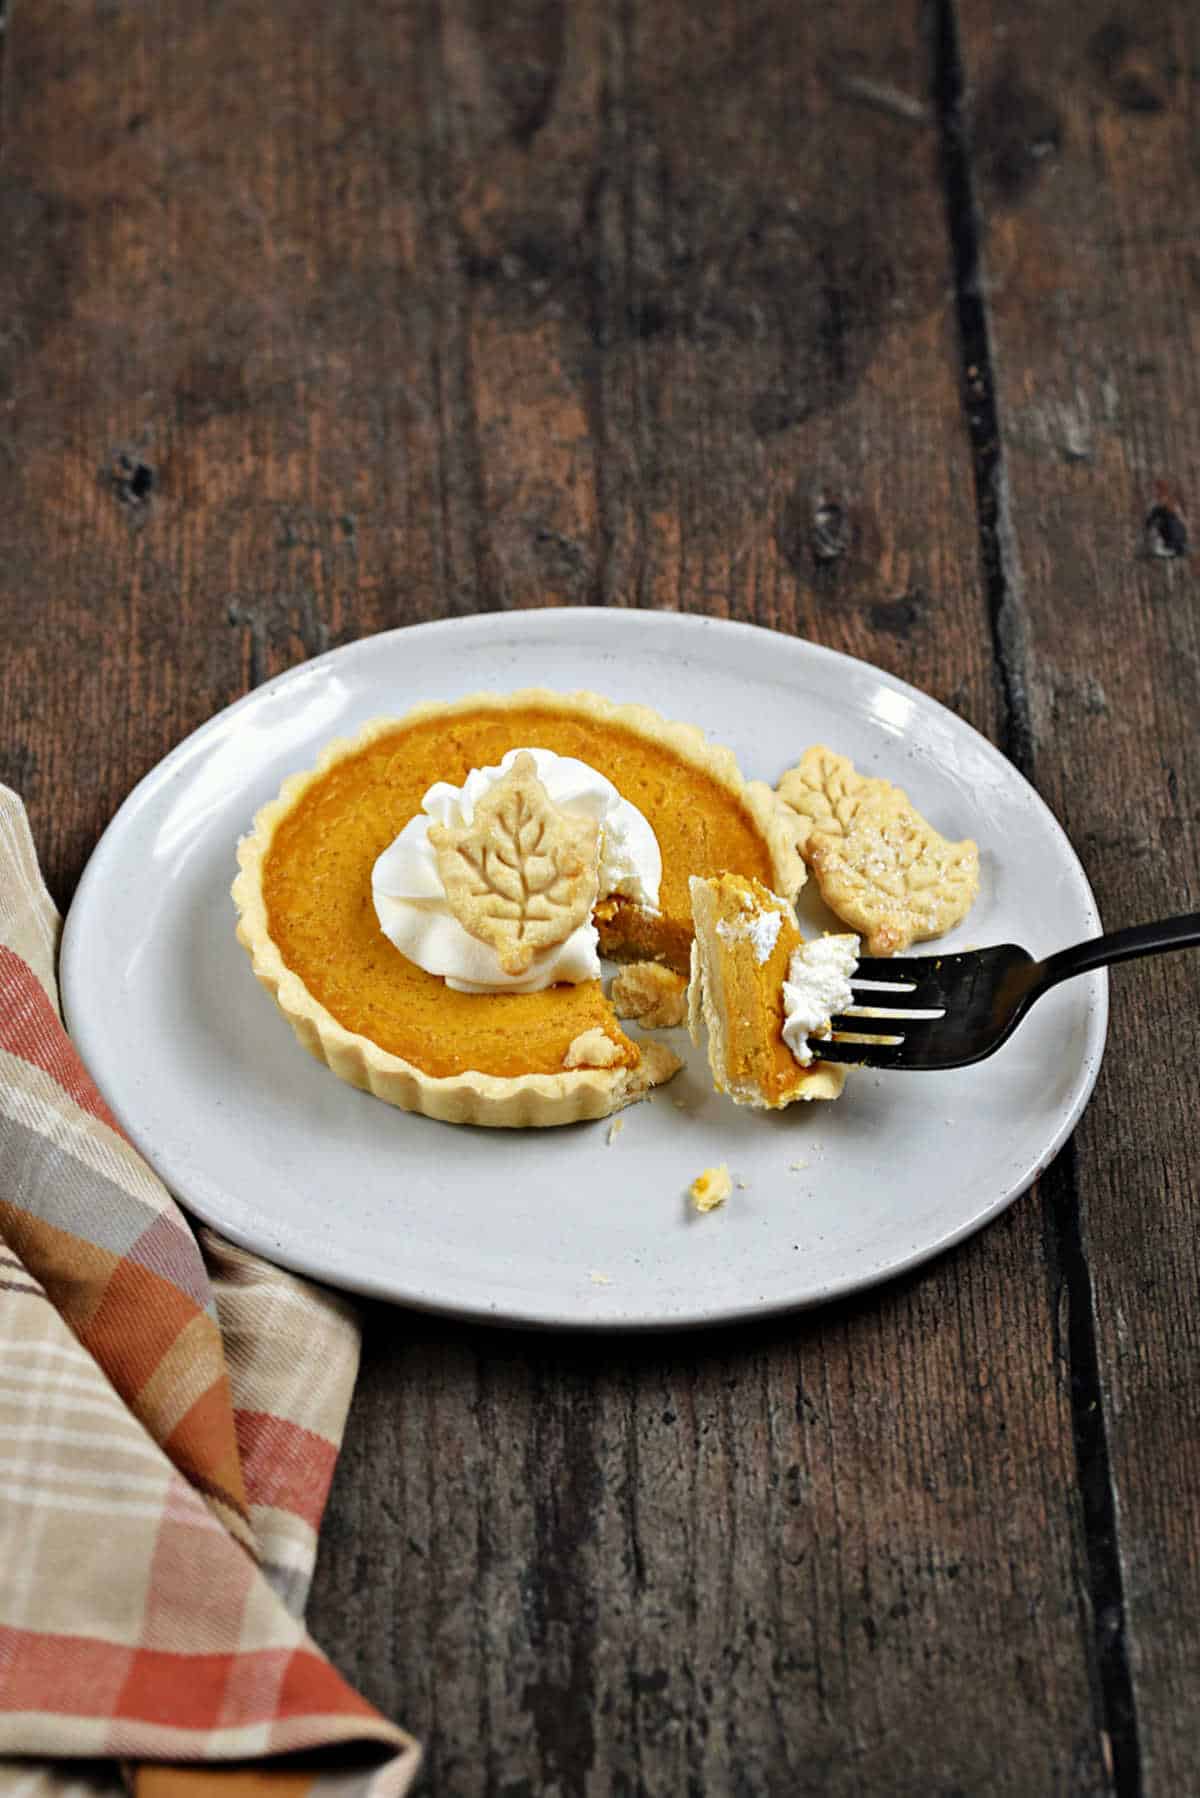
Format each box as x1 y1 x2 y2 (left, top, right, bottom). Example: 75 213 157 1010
688 873 847 1107
261 705 781 1081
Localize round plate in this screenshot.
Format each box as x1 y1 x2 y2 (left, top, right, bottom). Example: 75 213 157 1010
61 611 1106 1330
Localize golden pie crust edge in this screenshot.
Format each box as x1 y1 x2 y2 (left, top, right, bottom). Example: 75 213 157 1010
231 687 804 1128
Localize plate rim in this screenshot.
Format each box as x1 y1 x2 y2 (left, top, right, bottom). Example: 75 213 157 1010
60 608 1109 1330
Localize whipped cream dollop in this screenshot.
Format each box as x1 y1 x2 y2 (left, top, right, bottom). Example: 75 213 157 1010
372 748 662 994
716 902 783 964
781 934 860 1066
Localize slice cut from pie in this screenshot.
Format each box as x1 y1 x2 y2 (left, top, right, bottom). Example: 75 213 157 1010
688 874 848 1108
233 689 806 1127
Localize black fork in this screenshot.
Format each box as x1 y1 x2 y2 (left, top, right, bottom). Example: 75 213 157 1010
814 913 1200 1070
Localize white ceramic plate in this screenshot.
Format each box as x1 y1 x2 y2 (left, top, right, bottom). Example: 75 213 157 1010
61 610 1106 1329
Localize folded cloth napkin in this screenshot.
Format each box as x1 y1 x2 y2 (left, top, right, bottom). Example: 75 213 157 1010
0 787 420 1796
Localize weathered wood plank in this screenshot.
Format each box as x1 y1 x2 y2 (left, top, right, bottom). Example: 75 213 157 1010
955 0 1200 1788
322 1218 1107 1796
0 0 450 904
0 1 1118 1792
439 0 1003 720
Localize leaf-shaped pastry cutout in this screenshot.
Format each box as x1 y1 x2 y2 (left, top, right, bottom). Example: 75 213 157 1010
776 746 891 851
806 789 979 954
428 752 602 974
778 746 979 953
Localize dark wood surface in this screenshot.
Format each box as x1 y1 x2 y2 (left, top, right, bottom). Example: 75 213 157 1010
957 6 1200 1791
1 2 1195 1793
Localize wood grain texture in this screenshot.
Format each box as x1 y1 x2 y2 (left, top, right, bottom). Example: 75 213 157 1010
0 0 1003 916
0 0 1157 1791
317 1226 1109 1797
955 0 1200 1788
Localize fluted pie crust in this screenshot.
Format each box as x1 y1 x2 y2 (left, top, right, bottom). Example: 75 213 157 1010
232 688 806 1128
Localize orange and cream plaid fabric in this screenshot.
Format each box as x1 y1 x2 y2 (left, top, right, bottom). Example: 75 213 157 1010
0 787 420 1796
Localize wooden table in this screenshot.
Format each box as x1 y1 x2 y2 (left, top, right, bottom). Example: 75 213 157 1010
3 2 1197 1791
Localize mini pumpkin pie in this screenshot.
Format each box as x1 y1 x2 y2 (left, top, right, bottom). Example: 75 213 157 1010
688 873 855 1108
233 689 806 1128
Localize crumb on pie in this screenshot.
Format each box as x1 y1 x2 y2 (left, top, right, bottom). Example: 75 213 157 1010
610 961 689 1030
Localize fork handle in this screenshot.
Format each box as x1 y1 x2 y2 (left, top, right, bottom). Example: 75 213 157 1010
1036 912 1200 991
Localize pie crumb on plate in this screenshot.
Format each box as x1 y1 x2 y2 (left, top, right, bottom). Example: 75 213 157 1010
690 1164 733 1213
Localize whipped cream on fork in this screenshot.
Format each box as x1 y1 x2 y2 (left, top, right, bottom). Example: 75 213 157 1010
781 935 860 1065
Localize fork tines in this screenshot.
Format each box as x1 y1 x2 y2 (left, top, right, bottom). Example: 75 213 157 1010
849 953 958 1000
814 949 1004 1069
814 953 957 1068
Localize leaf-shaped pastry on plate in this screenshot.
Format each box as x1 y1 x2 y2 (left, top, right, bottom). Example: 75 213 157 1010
776 746 892 852
428 751 602 974
777 745 979 955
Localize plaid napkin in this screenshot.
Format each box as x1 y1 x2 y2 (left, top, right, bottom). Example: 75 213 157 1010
0 787 420 1796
